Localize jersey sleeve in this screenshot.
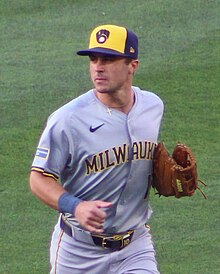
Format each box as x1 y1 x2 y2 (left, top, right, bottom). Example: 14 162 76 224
31 112 73 180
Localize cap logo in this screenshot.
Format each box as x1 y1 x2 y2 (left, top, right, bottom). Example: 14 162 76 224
96 29 110 44
130 47 135 53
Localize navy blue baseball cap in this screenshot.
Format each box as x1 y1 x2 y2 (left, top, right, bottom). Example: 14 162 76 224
77 24 138 59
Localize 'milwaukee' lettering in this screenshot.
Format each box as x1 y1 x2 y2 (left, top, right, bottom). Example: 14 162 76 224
85 141 156 175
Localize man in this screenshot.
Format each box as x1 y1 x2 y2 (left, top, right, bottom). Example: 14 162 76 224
30 24 164 273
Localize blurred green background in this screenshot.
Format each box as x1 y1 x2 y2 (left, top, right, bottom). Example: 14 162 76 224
0 0 219 273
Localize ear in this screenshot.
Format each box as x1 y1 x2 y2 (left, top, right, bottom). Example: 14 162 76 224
130 59 139 75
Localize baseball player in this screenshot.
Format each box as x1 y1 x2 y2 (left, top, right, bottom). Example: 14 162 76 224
30 24 164 273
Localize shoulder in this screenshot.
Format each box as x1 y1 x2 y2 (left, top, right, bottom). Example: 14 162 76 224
48 89 94 124
133 86 164 108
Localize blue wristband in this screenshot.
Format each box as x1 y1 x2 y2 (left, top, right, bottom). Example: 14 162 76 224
58 192 82 215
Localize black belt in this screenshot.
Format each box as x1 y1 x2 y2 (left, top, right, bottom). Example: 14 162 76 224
60 216 134 251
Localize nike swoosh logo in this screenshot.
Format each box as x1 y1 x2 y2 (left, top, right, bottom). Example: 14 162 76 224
89 123 105 133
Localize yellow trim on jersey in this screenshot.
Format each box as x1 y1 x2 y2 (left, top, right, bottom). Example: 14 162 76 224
31 167 44 173
42 172 58 180
31 167 58 180
89 25 127 53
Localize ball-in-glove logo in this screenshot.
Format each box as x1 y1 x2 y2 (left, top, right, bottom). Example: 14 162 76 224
96 29 110 44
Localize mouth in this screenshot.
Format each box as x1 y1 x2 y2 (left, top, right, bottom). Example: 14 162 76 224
94 77 108 84
95 76 107 81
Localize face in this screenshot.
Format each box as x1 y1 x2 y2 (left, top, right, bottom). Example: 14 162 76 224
89 54 138 94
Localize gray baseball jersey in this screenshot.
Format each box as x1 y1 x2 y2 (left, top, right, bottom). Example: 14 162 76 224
32 86 164 233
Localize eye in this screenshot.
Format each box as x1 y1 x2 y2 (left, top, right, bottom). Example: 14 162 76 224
89 55 120 63
103 57 115 62
89 56 97 62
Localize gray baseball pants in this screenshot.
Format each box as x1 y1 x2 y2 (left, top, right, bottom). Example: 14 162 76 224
50 221 160 274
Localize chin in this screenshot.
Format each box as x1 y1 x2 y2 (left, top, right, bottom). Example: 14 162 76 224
95 87 110 94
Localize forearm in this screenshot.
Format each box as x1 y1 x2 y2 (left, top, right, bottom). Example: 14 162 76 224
29 171 112 233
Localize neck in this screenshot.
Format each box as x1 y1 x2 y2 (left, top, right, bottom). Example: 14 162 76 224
95 88 135 114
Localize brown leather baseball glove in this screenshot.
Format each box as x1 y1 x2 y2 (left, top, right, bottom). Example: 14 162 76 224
152 142 207 198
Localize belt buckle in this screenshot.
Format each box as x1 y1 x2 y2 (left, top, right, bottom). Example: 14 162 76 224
101 237 108 248
101 234 122 248
101 231 134 250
